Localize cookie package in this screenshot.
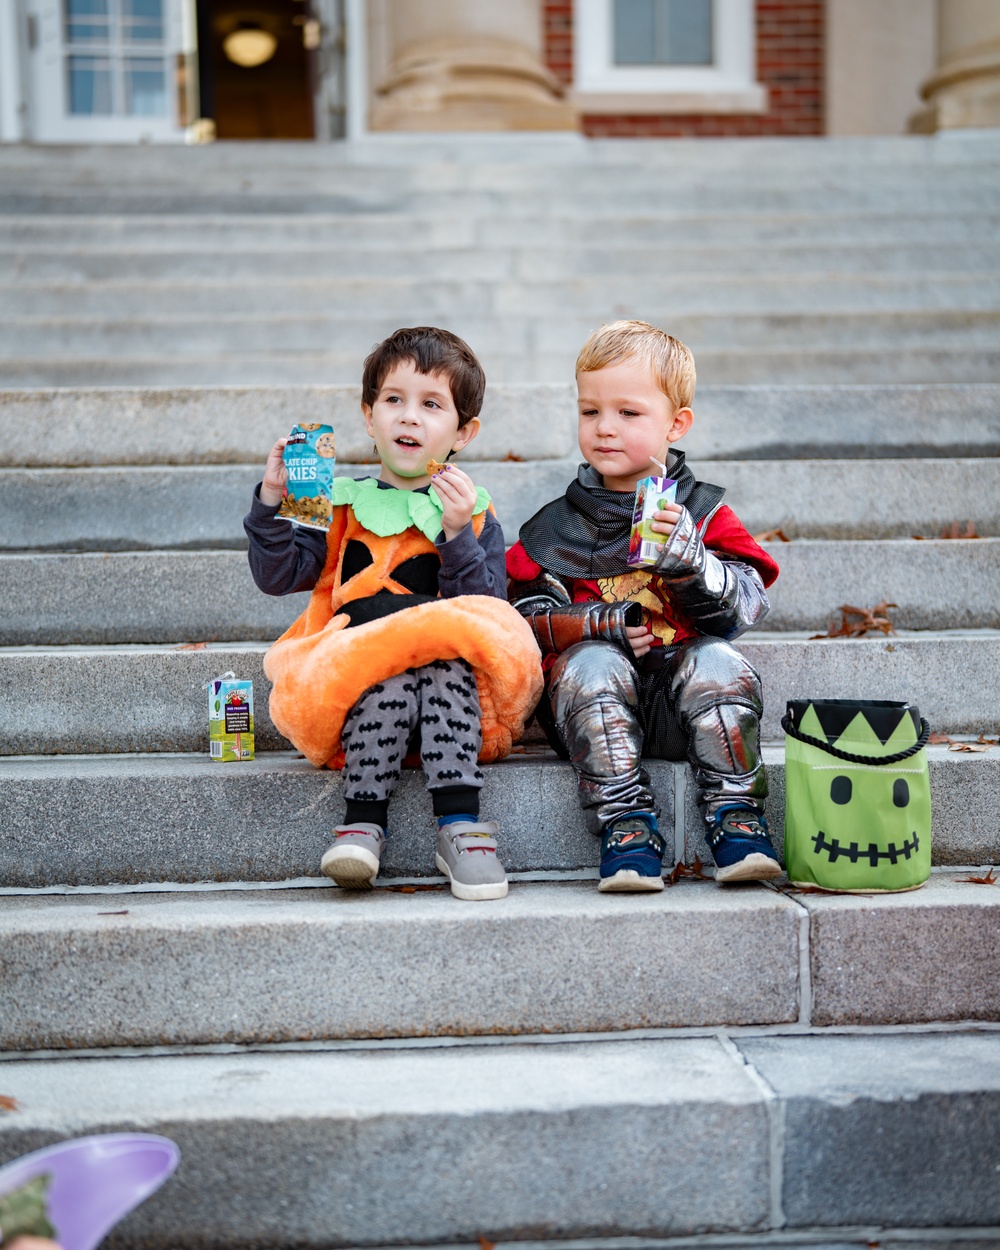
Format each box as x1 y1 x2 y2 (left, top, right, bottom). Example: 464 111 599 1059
627 475 678 568
275 423 336 530
209 677 255 762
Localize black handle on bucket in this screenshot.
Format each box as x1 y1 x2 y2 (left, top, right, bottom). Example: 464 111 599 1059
780 713 930 765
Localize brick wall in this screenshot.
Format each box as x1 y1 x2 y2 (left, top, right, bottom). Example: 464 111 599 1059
543 0 824 137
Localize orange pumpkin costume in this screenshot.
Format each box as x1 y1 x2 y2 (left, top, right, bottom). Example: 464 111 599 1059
264 500 543 770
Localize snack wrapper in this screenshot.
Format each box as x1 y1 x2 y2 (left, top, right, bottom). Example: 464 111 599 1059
275 423 336 530
627 476 678 568
209 677 254 762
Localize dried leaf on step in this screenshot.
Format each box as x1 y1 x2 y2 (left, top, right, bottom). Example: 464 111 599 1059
913 521 980 540
501 451 525 462
809 601 898 640
479 1238 496 1250
0 1094 18 1112
940 520 980 539
949 742 993 753
752 528 791 543
666 856 710 885
960 867 998 885
174 641 208 651
927 731 955 745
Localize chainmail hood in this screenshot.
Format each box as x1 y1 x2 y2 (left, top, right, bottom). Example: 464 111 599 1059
518 449 725 580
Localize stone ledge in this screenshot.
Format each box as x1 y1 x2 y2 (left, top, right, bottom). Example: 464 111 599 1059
1 876 997 1046
0 881 802 1047
0 1036 771 1241
3 460 999 552
4 541 998 645
3 1031 998 1241
2 384 998 466
1 747 998 887
1 632 996 755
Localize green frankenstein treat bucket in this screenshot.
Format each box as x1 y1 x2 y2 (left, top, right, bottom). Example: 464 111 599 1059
782 699 931 893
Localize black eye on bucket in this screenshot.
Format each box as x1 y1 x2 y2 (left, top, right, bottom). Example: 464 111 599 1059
893 778 910 808
830 775 852 805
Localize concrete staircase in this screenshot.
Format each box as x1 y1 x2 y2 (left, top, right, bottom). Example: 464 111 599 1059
2 137 1000 1248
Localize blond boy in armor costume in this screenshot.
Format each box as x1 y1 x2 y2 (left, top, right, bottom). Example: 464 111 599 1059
507 321 782 888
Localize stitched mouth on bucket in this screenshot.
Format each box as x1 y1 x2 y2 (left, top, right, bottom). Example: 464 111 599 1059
812 830 919 866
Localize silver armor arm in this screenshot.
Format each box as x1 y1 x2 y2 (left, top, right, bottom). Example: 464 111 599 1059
509 572 641 656
653 506 770 640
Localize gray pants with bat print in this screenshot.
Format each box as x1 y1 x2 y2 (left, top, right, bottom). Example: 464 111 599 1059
340 658 484 822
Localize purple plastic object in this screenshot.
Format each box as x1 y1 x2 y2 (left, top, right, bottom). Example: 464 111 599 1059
0 1134 179 1250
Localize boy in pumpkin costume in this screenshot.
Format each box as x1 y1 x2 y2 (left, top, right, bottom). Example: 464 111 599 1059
245 327 542 900
507 321 781 890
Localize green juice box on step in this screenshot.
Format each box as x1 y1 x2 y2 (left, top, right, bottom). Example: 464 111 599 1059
209 678 255 762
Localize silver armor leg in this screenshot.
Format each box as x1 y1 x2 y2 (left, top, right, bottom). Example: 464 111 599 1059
548 641 655 834
659 637 768 824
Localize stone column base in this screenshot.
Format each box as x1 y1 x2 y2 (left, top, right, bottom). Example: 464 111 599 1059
910 36 1000 131
371 34 577 132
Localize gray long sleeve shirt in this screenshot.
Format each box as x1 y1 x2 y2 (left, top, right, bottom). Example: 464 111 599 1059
244 479 508 600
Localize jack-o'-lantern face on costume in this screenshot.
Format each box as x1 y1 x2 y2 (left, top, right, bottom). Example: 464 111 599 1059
331 527 443 628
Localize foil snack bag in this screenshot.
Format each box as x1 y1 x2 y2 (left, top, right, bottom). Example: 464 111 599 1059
209 677 255 762
275 423 336 531
627 476 678 568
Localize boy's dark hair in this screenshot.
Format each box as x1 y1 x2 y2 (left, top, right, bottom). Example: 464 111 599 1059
362 327 486 429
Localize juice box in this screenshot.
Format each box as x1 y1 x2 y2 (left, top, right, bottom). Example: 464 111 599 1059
275 423 336 530
627 475 678 568
209 678 254 762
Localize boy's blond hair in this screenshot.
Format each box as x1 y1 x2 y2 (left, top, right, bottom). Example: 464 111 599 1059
576 320 696 410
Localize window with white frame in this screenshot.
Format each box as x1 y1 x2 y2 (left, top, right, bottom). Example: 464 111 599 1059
63 0 168 116
574 0 766 114
22 0 185 141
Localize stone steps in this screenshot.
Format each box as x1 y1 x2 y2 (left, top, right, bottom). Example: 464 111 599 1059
2 133 999 1246
2 631 996 755
7 275 1000 319
5 312 999 355
5 242 999 282
11 347 1000 385
4 176 998 217
4 384 997 464
3 1030 999 1241
3 461 998 551
1 745 995 887
4 347 999 387
1 541 995 645
4 210 999 250
3 874 1000 1048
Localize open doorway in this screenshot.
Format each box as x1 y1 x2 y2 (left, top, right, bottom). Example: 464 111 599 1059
197 0 317 138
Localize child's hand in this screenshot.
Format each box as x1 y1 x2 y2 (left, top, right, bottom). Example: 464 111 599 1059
431 464 478 541
259 438 289 508
626 623 655 658
648 502 683 542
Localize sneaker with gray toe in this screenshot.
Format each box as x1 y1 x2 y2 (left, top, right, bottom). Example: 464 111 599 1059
435 820 509 901
321 822 385 888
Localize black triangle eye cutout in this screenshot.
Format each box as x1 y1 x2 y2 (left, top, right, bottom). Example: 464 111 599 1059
341 539 374 583
391 552 441 595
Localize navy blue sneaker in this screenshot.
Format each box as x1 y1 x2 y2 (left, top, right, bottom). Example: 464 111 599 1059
598 812 666 893
706 806 782 883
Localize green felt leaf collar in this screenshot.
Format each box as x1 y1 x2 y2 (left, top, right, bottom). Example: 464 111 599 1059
330 477 491 541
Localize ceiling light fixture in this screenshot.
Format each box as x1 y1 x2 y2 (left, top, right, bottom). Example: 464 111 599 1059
223 28 278 68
